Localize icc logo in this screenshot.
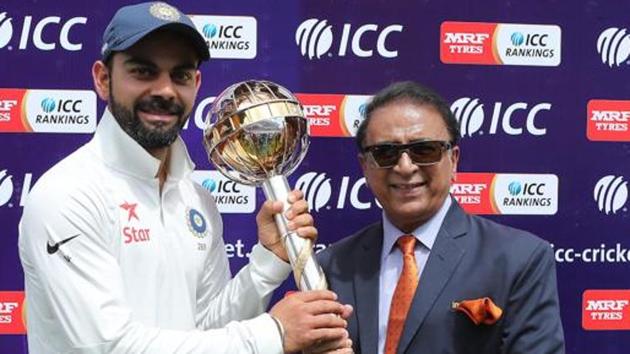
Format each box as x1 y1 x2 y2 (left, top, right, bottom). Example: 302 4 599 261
0 169 13 207
294 172 376 211
508 181 545 196
0 169 33 208
0 11 86 51
202 24 218 38
41 98 55 113
296 172 332 211
295 18 403 59
508 181 522 196
0 12 11 49
594 175 628 215
40 97 82 113
450 97 551 137
597 27 630 67
202 178 241 193
202 23 242 39
510 32 549 47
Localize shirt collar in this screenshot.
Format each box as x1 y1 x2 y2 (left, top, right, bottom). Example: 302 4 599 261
88 108 195 180
381 196 452 258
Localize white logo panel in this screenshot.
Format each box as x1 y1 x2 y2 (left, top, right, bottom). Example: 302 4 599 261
191 170 256 213
341 95 371 136
190 15 257 59
495 24 561 66
24 90 96 133
492 174 558 215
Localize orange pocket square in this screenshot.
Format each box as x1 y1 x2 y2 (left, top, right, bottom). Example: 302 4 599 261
452 297 503 325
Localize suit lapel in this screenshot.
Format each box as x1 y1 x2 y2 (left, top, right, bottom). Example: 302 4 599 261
352 223 383 354
397 201 468 354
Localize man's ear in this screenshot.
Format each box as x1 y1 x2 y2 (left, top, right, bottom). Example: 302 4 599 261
358 153 371 188
358 153 368 175
194 69 201 91
450 145 460 181
92 60 111 101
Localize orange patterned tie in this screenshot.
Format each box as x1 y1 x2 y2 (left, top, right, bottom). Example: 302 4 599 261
384 235 419 354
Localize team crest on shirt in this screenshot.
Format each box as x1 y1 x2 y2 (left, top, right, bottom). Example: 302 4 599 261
186 208 208 238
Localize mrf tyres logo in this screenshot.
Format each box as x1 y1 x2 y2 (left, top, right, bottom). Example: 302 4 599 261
294 172 379 212
0 291 26 334
0 98 17 122
450 97 551 137
295 93 371 137
295 18 403 59
191 170 255 214
583 290 630 330
0 11 86 51
189 15 256 59
594 175 628 215
450 172 493 214
597 27 630 67
440 21 561 66
587 100 630 141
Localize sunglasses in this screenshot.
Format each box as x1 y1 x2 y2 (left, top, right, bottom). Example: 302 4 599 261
363 140 453 168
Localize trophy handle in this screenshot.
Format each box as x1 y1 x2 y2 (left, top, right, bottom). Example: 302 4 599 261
262 175 328 291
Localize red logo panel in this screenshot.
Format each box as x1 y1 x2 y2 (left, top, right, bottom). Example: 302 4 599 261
296 94 345 137
583 290 630 330
0 89 28 133
0 291 26 334
451 173 496 214
587 100 630 141
440 22 498 65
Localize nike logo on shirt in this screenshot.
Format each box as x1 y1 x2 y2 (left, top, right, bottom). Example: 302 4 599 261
47 234 80 254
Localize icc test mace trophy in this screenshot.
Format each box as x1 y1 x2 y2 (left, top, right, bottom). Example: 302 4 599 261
203 80 327 291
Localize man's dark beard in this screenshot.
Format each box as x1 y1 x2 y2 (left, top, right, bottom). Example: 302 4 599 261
109 89 187 149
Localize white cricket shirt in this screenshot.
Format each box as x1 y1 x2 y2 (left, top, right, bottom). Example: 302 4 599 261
19 109 291 353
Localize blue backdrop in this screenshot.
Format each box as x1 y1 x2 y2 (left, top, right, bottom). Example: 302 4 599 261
2 0 630 352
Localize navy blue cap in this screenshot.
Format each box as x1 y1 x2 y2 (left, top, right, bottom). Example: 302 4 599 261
101 2 209 61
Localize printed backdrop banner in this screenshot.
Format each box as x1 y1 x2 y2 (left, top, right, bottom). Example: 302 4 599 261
2 0 630 352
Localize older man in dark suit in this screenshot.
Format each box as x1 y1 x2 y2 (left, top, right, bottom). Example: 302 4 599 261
316 81 565 354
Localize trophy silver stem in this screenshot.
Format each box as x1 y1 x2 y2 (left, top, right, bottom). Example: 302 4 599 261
262 175 328 291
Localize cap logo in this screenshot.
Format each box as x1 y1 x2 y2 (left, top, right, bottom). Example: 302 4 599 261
149 2 180 21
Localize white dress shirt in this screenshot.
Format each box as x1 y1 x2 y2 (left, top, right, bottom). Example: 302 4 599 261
377 197 451 354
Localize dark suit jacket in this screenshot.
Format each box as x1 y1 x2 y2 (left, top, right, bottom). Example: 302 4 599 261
318 201 565 354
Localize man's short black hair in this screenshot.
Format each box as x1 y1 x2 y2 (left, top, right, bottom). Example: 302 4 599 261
355 81 460 151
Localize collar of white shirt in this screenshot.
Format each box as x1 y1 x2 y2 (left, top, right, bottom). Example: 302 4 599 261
90 108 195 181
381 196 452 259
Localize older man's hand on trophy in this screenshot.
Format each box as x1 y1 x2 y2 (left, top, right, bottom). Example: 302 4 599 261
270 290 354 353
257 189 315 262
